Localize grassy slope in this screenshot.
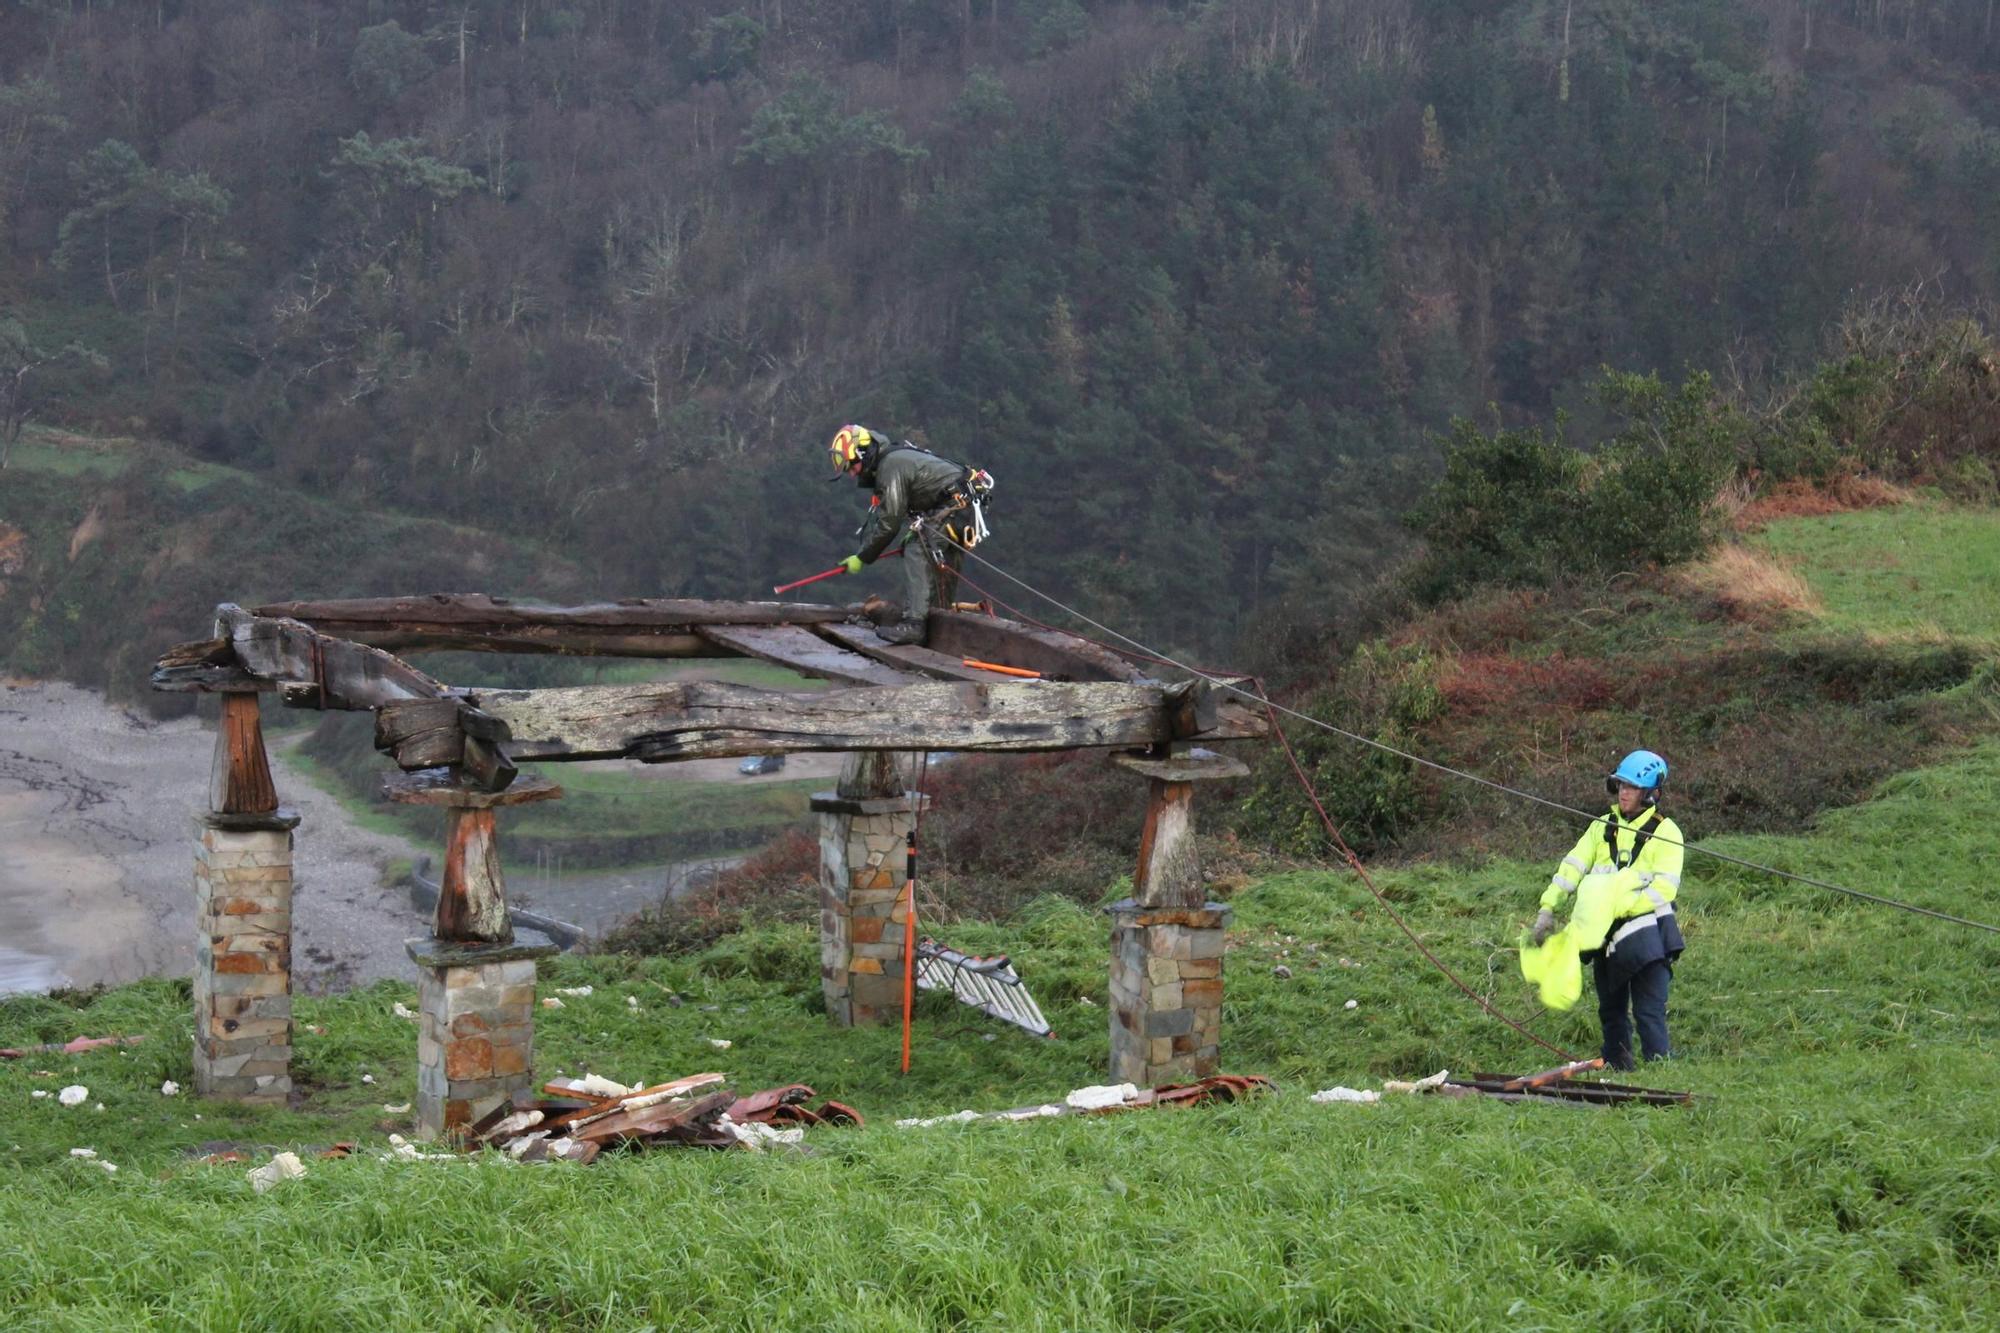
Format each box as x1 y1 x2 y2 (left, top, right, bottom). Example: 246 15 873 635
1753 502 2000 644
2 506 1998 1327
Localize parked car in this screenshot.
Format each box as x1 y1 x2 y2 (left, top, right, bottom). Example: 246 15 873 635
738 754 787 776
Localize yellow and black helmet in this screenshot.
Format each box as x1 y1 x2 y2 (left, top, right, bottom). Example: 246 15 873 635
828 424 874 476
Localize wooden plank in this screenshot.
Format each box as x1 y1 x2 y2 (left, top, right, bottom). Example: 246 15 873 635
249 594 851 657
696 623 922 687
814 622 1006 683
214 605 445 710
470 677 1267 763
925 610 1153 683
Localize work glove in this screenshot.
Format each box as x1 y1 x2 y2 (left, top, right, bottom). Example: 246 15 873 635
1529 909 1557 947
840 555 865 575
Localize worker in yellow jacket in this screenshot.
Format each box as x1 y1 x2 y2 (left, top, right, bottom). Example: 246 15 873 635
1519 749 1685 1068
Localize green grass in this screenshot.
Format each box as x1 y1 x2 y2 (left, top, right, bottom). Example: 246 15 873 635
283 739 820 869
6 738 1998 1328
2 426 135 478
1758 502 2000 643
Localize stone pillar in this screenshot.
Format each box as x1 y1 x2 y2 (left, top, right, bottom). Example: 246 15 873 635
386 770 563 1140
1106 747 1248 1087
407 933 558 1139
815 752 927 1026
194 690 296 1102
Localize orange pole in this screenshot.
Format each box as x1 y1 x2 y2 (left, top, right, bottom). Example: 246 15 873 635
900 829 917 1074
962 658 1041 679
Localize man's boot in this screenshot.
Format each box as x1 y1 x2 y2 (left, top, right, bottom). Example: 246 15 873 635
876 618 926 646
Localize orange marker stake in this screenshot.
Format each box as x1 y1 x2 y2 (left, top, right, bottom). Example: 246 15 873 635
962 658 1041 679
900 829 918 1075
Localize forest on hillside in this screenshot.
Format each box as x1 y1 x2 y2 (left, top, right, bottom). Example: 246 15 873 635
2 0 1998 657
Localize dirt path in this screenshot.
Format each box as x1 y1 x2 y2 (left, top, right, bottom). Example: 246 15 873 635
0 680 428 996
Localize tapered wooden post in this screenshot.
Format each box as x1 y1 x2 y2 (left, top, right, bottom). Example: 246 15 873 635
1107 747 1248 1087
383 770 562 944
195 688 296 1102
384 769 563 1140
210 692 279 815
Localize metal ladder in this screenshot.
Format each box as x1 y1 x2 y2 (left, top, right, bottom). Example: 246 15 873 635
913 939 1053 1038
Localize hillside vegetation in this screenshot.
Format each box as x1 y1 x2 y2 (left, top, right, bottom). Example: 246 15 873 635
5 478 1998 1327
4 1 2000 658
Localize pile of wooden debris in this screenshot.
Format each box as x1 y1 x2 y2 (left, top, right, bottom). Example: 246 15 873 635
462 1072 863 1162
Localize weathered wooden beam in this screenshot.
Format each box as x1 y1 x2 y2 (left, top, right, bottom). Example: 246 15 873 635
696 623 922 687
151 637 272 693
814 623 1016 683
463 678 1267 763
925 610 1152 684
373 699 519 790
215 604 445 710
249 594 851 657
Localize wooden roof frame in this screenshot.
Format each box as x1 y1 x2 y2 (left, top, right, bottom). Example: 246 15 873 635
152 595 1266 791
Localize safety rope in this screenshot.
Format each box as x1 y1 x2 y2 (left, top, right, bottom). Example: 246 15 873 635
938 538 2000 938
936 557 1572 1056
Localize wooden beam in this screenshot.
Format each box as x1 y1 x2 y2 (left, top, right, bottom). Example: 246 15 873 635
249 594 851 658
696 623 922 687
215 605 446 710
925 610 1152 683
814 623 1011 683
466 678 1267 763
151 637 271 693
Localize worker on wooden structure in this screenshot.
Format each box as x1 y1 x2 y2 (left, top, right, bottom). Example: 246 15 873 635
828 424 993 645
1519 749 1685 1069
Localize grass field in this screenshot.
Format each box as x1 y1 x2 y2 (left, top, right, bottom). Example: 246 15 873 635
286 735 826 872
4 734 1997 1328
3 496 1996 1328
1755 501 2000 644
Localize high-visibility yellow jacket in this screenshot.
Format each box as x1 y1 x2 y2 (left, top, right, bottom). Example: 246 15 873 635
1521 805 1687 1010
1539 805 1685 951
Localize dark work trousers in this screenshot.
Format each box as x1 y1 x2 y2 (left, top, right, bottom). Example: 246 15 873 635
901 519 966 622
1594 957 1671 1070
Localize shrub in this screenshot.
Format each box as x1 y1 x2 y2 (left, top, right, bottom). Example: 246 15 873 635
1236 641 1442 857
1405 371 1735 603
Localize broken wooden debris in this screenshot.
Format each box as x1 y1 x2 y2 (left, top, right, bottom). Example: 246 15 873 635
895 1074 1275 1127
1 1034 145 1059
1499 1057 1604 1091
1450 1072 1697 1108
1317 1058 1694 1109
456 1073 863 1161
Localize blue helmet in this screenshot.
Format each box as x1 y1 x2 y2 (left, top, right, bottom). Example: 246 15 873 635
1607 749 1668 796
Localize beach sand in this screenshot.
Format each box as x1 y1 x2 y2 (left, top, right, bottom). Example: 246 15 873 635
0 679 428 996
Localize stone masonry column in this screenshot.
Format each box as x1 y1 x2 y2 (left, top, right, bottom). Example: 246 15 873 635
193 692 296 1102
406 934 557 1139
386 771 562 1140
1106 747 1248 1087
815 752 928 1026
